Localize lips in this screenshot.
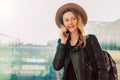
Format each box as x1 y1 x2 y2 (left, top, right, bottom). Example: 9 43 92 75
67 25 74 28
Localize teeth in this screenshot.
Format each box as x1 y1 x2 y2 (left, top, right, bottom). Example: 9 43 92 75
68 26 74 28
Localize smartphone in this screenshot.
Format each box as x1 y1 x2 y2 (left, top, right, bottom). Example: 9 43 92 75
61 25 70 37
63 30 69 37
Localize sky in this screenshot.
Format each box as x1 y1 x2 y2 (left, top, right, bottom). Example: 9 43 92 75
0 0 120 45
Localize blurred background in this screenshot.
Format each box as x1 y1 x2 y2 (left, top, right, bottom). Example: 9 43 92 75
0 0 120 80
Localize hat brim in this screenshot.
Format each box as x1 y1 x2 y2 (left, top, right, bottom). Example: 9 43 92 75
55 3 87 28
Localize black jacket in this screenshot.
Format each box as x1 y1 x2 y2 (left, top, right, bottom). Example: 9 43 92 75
53 34 109 80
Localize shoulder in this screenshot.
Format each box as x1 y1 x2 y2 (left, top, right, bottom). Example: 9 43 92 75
57 38 61 43
86 34 97 40
86 34 99 44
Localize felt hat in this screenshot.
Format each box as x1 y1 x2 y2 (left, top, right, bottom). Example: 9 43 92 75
55 3 87 28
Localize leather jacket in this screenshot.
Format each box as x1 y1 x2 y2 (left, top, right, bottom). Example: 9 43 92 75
53 34 109 80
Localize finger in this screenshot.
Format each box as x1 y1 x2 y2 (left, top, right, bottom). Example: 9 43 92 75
60 26 68 32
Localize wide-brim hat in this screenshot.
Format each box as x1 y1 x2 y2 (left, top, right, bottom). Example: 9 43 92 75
55 3 88 28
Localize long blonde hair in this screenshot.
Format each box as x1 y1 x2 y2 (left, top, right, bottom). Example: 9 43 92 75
77 16 86 48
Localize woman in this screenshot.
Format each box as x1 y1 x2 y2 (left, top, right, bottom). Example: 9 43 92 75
53 3 109 80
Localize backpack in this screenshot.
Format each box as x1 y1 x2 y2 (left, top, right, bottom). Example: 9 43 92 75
86 35 118 80
102 50 118 80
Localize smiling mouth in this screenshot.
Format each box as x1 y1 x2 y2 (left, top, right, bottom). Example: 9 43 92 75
68 25 74 28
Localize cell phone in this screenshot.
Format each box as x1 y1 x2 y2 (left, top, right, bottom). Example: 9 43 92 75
63 30 69 37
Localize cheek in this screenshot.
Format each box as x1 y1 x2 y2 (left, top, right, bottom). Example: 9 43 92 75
74 20 78 25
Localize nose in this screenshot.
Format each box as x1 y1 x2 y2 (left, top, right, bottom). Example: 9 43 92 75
68 19 73 25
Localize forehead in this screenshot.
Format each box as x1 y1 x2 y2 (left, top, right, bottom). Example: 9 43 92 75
63 11 75 18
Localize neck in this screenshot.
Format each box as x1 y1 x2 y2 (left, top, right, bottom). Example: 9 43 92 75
70 31 79 40
70 31 79 46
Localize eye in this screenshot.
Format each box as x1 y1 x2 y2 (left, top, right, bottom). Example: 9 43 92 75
72 17 77 20
64 19 69 22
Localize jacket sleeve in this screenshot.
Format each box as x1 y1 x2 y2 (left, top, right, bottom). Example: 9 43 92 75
90 35 109 80
53 39 66 71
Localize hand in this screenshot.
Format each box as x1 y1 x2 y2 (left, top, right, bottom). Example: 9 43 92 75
60 25 69 44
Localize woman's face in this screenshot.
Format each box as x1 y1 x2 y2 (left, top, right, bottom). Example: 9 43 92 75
63 11 78 33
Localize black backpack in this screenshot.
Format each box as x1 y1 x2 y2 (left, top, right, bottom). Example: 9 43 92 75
102 50 118 80
86 35 118 80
